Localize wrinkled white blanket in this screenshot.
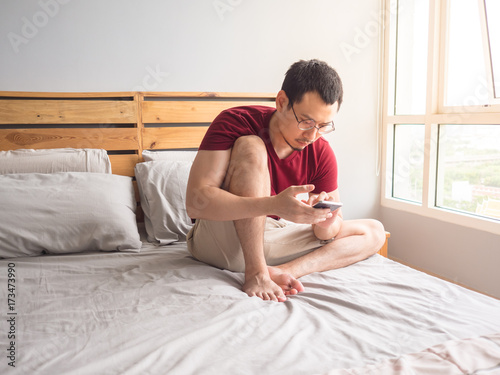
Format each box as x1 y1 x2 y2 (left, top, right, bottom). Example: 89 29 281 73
324 333 500 374
1 242 500 375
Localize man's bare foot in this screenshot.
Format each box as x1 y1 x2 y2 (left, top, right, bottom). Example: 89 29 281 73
243 271 287 302
268 266 304 296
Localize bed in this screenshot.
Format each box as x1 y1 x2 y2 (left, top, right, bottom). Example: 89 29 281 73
0 91 499 375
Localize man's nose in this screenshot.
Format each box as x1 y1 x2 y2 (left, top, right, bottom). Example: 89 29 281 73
303 127 319 139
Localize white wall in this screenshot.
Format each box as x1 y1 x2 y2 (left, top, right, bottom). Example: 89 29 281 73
0 0 383 220
380 208 500 298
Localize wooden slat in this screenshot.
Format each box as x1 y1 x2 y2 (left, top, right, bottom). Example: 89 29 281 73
377 232 391 257
0 100 137 124
142 92 276 99
109 154 140 176
142 101 275 123
142 127 208 149
135 92 144 158
0 91 136 98
0 128 139 150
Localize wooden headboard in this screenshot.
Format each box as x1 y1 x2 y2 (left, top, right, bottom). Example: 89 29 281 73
0 91 276 223
0 91 276 175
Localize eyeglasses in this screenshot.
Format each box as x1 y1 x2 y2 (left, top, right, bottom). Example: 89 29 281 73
291 104 335 134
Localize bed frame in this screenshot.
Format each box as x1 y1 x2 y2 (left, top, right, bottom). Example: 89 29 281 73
0 91 389 256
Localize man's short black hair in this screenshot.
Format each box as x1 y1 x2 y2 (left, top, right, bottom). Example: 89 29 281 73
281 59 343 109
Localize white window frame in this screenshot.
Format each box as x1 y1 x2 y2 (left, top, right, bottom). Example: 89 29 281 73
479 0 500 103
380 0 500 235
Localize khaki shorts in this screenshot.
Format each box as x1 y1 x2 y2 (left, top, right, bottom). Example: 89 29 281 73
186 217 322 272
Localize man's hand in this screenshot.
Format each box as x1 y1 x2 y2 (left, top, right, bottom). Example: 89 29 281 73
307 191 343 239
306 192 340 229
312 210 340 229
272 185 333 224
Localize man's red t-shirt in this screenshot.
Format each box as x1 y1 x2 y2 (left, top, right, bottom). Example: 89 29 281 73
199 106 338 196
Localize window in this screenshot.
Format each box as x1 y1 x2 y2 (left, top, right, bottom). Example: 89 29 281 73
445 0 488 107
392 124 425 203
436 125 500 219
382 0 500 233
391 0 429 114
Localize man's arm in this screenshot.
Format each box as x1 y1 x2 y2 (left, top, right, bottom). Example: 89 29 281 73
186 149 333 224
186 149 271 220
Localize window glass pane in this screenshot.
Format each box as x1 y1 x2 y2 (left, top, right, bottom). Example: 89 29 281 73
445 0 489 106
485 0 500 98
393 124 425 203
436 125 500 220
394 0 429 115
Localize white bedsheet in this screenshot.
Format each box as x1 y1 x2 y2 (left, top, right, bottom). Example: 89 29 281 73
1 241 500 374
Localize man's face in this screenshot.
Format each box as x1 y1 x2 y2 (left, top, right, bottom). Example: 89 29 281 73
281 91 338 152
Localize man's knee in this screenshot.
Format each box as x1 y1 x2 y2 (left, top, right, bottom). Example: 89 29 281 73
367 219 386 254
231 135 268 167
223 135 270 194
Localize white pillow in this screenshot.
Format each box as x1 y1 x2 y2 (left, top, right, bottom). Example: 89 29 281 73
135 160 193 245
0 148 112 174
142 150 197 162
0 172 141 259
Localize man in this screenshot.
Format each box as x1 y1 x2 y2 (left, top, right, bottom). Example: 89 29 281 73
186 59 385 303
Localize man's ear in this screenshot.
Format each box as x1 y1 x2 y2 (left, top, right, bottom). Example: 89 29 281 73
275 90 289 112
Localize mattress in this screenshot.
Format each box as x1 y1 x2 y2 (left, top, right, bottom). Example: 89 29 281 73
1 238 500 375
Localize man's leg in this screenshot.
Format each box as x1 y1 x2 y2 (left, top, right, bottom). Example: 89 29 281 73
222 136 303 301
274 219 386 279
